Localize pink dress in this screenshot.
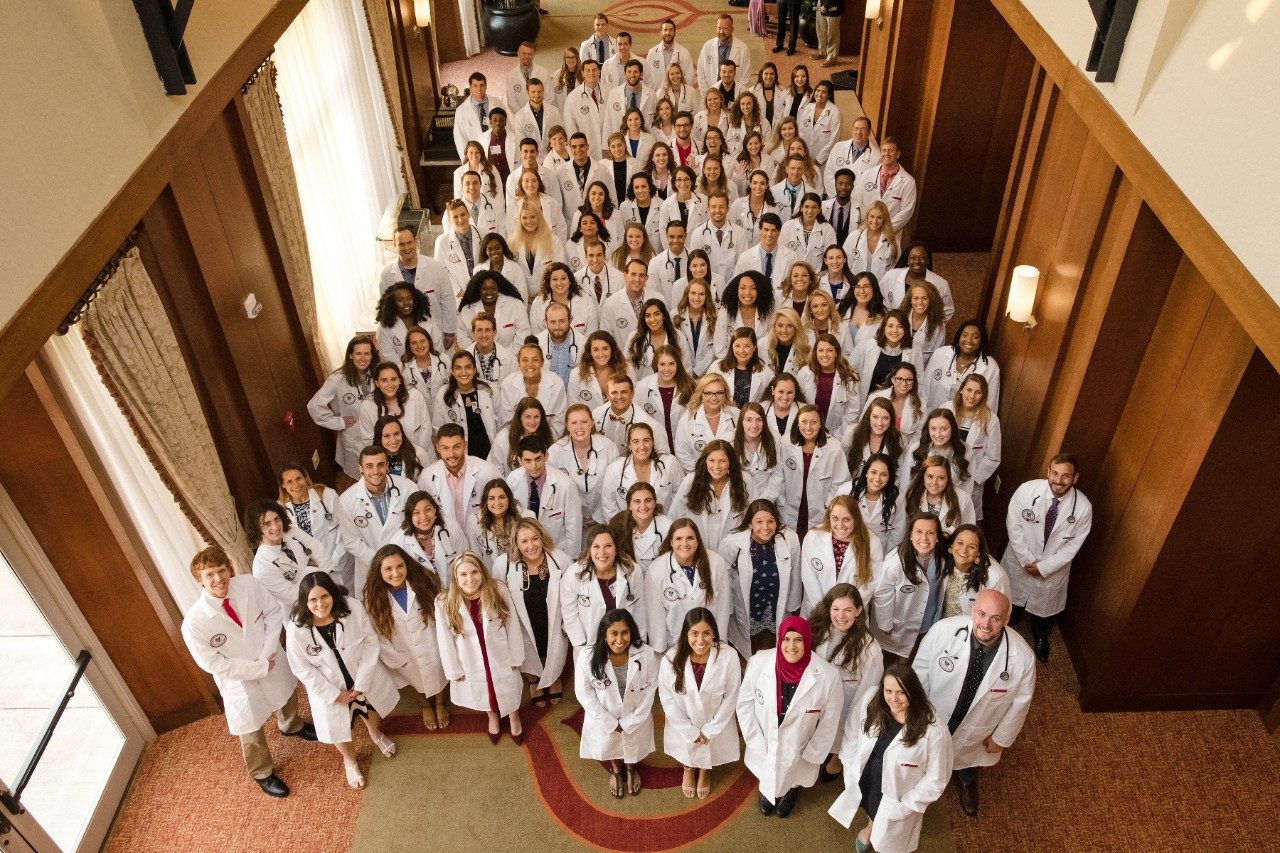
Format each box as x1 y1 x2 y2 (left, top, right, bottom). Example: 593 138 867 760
749 0 768 37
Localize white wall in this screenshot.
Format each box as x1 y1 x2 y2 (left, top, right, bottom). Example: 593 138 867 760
1018 0 1280 302
0 0 282 333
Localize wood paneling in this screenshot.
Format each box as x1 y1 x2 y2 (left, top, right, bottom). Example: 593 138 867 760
387 0 441 205
0 369 217 732
429 0 467 64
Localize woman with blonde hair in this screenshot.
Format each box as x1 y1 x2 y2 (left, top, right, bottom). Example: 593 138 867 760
656 62 696 114
804 289 854 361
507 168 567 241
693 87 729 153
509 201 567 282
763 116 800 173
549 402 620 525
800 494 882 612
673 373 739 472
765 307 811 376
843 199 898 282
435 552 526 744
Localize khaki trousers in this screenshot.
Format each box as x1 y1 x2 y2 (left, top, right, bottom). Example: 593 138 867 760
238 690 303 780
817 13 841 61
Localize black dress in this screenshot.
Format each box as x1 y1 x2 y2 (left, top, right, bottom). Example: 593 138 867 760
523 568 551 662
858 718 904 819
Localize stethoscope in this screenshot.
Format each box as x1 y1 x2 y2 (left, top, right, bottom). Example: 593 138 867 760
569 442 602 493
271 538 313 572
543 334 580 365
291 495 334 527
1028 491 1078 525
354 481 403 525
781 185 803 214
411 524 456 568
941 626 1011 682
303 618 345 658
698 222 737 250
662 558 704 600
590 653 643 691
472 347 504 381
517 552 563 592
614 453 669 498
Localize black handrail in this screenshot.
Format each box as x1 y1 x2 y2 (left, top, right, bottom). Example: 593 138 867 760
0 650 92 815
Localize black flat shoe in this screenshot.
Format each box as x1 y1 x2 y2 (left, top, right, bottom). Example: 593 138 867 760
786 49 796 56
959 780 979 816
818 765 840 783
775 788 798 818
254 774 290 798
1034 636 1051 662
283 722 317 741
758 793 775 815
772 47 785 54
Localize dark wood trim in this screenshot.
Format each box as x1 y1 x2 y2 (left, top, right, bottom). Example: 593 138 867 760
0 0 308 402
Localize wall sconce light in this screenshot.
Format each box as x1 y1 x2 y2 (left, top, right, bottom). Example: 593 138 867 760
865 0 883 27
1007 264 1039 328
414 0 431 29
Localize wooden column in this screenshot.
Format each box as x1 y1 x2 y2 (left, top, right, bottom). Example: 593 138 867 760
387 0 442 205
0 367 218 732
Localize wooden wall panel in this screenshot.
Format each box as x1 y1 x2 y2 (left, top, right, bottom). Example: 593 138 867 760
388 0 440 205
856 0 897 135
0 370 217 732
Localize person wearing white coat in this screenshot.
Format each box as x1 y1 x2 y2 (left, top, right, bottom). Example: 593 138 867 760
379 234 459 347
856 144 918 237
285 576 399 789
278 471 355 591
457 294 532 352
779 205 839 274
796 85 841 166
434 554 527 742
912 592 1036 816
385 491 467 588
799 497 885 615
308 339 375 478
673 381 738 471
434 213 487 301
828 664 953 853
737 616 844 815
549 407 620 525
809 585 884 762
511 93 563 156
453 84 505 158
821 118 881 193
873 514 945 659
248 499 338 611
599 425 682 520
337 451 415 592
1001 456 1093 661
778 408 851 534
497 367 569 435
643 25 696 91
507 438 584 557
560 526 649 648
844 223 898 283
658 612 742 799
575 611 659 796
668 441 755 547
644 520 733 653
362 544 450 730
943 393 1002 519
696 27 751 90
433 377 501 460
562 69 610 159
356 383 433 450
492 519 574 700
880 265 956 327
924 335 1002 414
504 45 551 113
716 504 802 658
420 425 502 531
795 358 861 444
181 552 311 797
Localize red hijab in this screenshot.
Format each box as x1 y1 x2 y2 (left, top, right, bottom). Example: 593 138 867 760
775 615 813 713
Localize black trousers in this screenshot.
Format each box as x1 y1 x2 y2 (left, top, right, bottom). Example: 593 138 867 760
1012 605 1054 642
775 0 802 51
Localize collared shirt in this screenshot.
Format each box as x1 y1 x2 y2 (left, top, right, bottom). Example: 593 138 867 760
879 166 900 196
368 485 391 525
547 334 574 386
444 467 468 526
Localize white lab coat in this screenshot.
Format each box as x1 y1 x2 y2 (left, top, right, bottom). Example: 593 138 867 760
506 192 569 242
604 85 657 136
251 529 337 611
570 256 625 299
795 366 862 440
402 353 452 407
464 508 535 570
797 101 842 165
904 486 976 538
1001 481 1093 617
644 41 697 90
856 491 908 557
356 387 433 449
386 521 467 588
282 488 353 590
770 181 820 223
645 249 687 303
511 103 563 155
557 155 612 221
941 403 1002 498
433 384 501 449
880 268 956 326
181 577 298 736
600 452 683 520
421 456 502 529
592 403 671 457
732 241 797 292
566 366 613 412
852 343 919 404
658 191 709 237
457 296 532 351
434 225 487 300
492 549 573 689
378 255 460 336
872 550 937 657
688 219 750 284
779 219 839 272
559 562 649 647
912 614 1036 769
562 86 610 157
337 475 415 590
453 96 506 158
708 364 775 408
822 138 882 194
373 584 447 698
507 466 583 557
376 317 444 372
862 387 925 443
828 712 953 853
468 343 518 388
599 287 666 348
576 645 659 763
547 434 619 524
924 348 1002 413
505 63 552 112
843 227 898 283
451 187 505 237
736 650 843 801
621 515 673 575
799 530 886 615
696 37 751 90
285 600 400 744
712 306 775 360
739 441 783 501
717 529 802 657
580 34 617 64
669 471 754 546
728 197 780 246
906 315 946 365
857 165 918 236
673 406 738 472
942 563 1012 619
434 583 526 715
673 313 717 375
644 552 733 653
778 441 851 531
815 632 884 752
308 372 370 478
497 371 569 434
658 643 742 768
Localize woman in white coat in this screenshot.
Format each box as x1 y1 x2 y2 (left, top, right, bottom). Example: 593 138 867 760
308 334 376 478
809 583 883 779
735 401 784 500
357 362 433 450
936 524 1010 621
600 423 682 520
797 81 841 166
717 499 802 657
363 545 449 730
435 352 501 460
455 270 534 351
644 519 732 654
921 320 1001 413
549 403 620 527
610 482 674 574
852 310 918 405
278 465 353 590
492 518 573 706
901 455 976 538
635 345 694 452
829 664 953 853
779 405 851 536
796 333 862 442
496 341 570 433
842 200 898 283
800 495 884 614
709 327 776 410
576 608 660 797
387 491 467 586
670 439 755 546
942 374 1002 519
673 374 739 472
560 525 649 648
845 452 908 557
659 608 742 799
872 514 943 660
286 572 399 789
434 552 527 744
736 615 844 817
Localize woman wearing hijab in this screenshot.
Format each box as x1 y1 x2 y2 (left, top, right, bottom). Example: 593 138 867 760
736 615 843 818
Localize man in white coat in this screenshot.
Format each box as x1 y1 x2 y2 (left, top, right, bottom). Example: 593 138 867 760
592 374 671 455
579 13 617 65
643 20 696 92
506 436 583 556
604 59 657 136
338 446 415 592
822 116 882 193
600 32 639 94
380 226 457 350
913 589 1036 817
557 131 610 224
181 546 316 798
505 41 550 113
510 83 562 158
733 214 797 290
459 171 503 236
857 136 918 237
599 260 665 346
433 201 484 301
421 424 501 532
562 60 608 158
453 72 504 158
697 15 751 91
647 220 689 303
688 192 748 283
1002 453 1093 662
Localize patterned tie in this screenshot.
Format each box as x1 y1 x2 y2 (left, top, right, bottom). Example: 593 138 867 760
629 91 638 111
1043 496 1060 544
716 228 723 246
478 100 488 131
682 565 696 584
787 186 797 212
948 643 987 733
529 479 541 515
460 232 474 273
594 274 603 302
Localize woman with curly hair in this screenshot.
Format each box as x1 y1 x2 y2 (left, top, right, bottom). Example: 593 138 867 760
670 438 753 544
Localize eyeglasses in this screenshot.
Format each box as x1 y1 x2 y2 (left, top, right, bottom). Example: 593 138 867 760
891 376 914 384
703 389 726 397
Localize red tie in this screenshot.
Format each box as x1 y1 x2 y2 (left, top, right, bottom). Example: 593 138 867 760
222 598 243 628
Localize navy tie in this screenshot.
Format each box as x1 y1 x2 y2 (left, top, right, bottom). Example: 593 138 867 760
764 251 773 280
1043 496 1060 544
529 479 541 515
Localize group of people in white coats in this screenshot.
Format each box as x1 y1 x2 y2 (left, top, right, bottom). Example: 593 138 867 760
178 14 1107 853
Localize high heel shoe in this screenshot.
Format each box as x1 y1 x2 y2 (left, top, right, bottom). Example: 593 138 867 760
487 730 501 745
511 727 526 746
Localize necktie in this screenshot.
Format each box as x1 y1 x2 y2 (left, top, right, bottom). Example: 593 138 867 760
716 228 723 246
673 257 682 280
222 598 243 628
281 543 298 564
1044 496 1060 544
460 232 474 272
629 91 638 111
764 251 773 280
529 479 541 515
597 39 605 65
469 202 478 223
719 41 729 65
594 274 603 302
591 87 599 106
949 643 987 732
787 186 797 211
880 168 894 196
477 101 488 131
835 204 846 240
682 564 696 584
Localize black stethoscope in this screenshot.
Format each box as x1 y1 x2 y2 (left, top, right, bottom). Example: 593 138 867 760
473 347 504 381
699 222 737 250
303 618 345 658
614 453 669 498
542 333 580 364
355 481 403 525
1028 491 1078 526
942 626 1011 682
662 557 703 599
292 496 334 525
517 552 563 592
590 654 642 691
570 442 602 494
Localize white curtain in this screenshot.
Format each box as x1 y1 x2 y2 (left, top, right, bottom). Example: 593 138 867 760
41 331 206 611
274 0 406 368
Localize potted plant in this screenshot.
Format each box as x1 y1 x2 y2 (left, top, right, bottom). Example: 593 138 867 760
798 0 819 49
483 0 541 56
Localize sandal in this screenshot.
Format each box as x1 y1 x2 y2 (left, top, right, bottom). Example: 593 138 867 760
681 767 696 799
696 770 710 800
531 690 548 709
370 731 397 758
627 764 642 796
344 761 365 790
609 764 625 799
